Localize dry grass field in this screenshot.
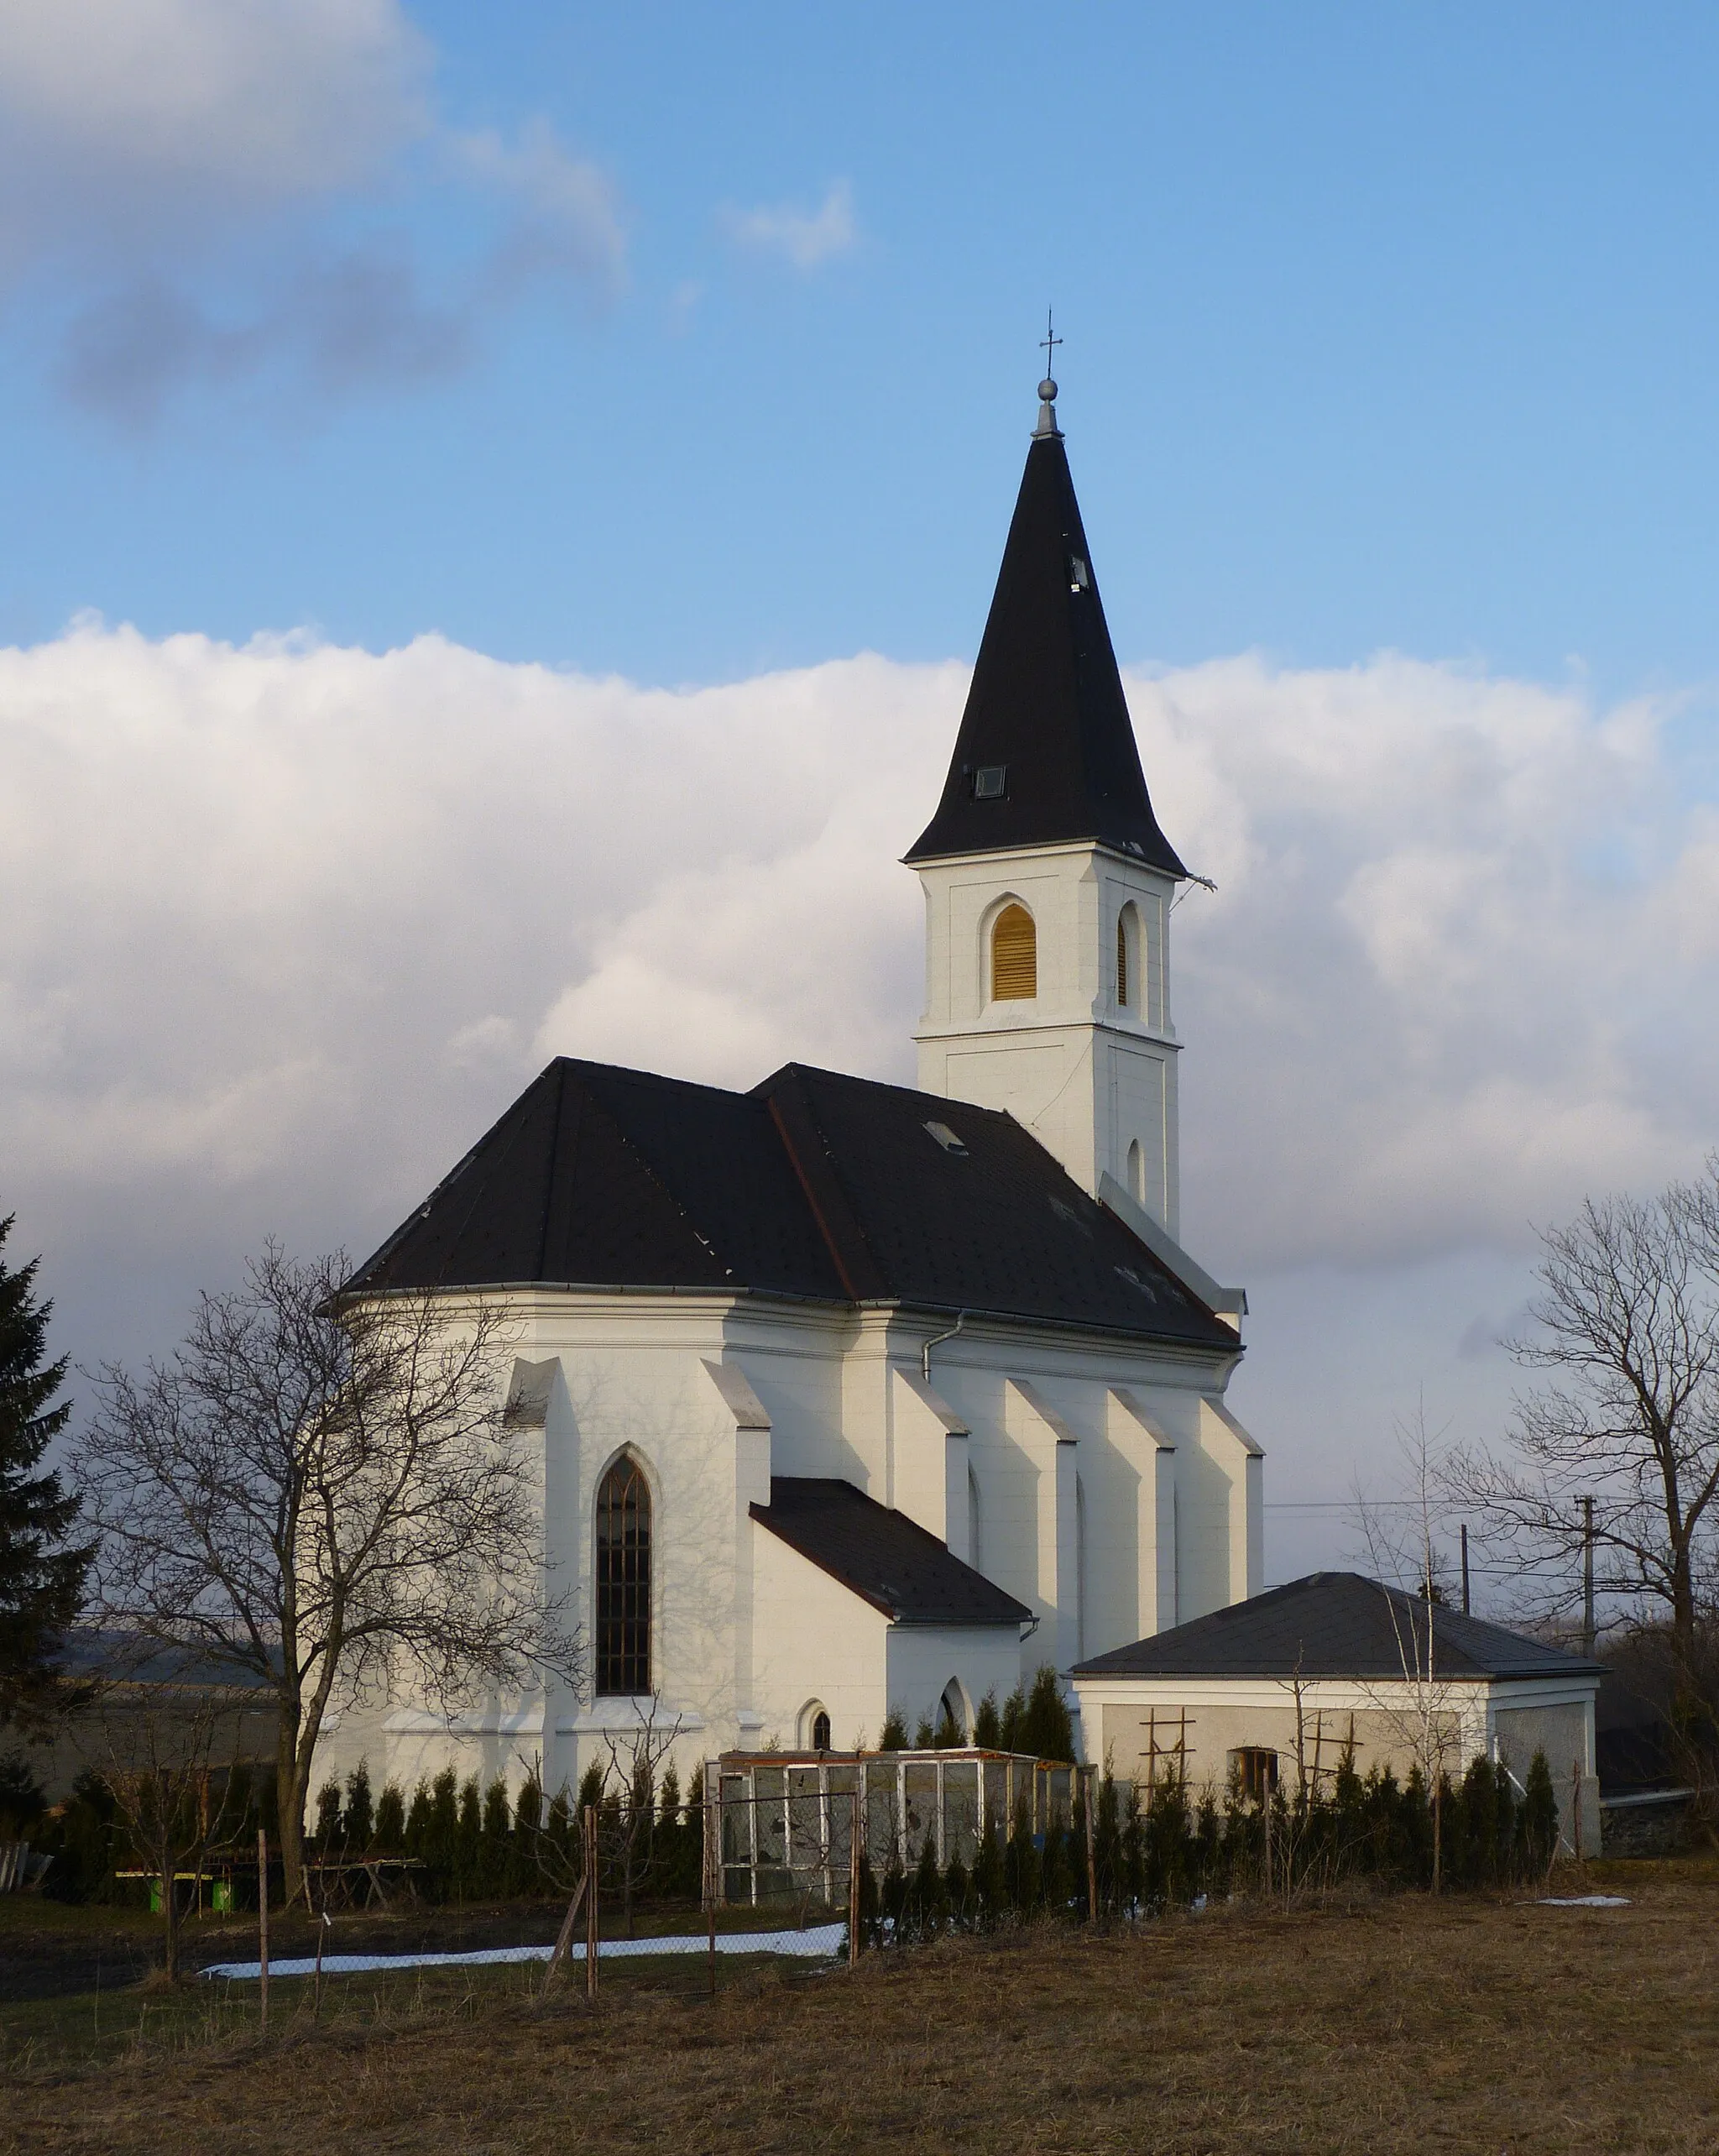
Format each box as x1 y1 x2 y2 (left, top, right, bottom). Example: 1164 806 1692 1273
4 1860 1716 2154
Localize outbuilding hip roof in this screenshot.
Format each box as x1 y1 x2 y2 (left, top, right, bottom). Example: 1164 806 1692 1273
1073 1572 1606 1684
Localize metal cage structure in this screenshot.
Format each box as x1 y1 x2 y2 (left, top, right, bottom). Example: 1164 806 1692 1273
708 1749 1079 1907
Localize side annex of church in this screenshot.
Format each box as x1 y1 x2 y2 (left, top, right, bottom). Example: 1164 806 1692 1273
321 371 1264 1799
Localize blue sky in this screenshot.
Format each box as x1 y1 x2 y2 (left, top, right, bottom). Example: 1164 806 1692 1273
6 3 1719 1599
7 3 1719 700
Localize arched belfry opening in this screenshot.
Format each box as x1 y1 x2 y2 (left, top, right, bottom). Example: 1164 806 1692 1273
1117 903 1142 1012
990 903 1037 1001
594 1452 651 1696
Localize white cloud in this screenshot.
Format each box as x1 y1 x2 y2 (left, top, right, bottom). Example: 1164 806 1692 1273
3 622 1718 1389
0 0 429 254
452 118 627 291
719 180 856 270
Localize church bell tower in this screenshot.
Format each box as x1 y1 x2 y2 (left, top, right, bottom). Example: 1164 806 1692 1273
907 369 1187 1233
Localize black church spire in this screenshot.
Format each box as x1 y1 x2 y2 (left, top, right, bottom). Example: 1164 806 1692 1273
905 377 1186 875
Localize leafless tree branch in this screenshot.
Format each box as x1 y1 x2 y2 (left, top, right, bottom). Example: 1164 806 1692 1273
74 1245 583 1903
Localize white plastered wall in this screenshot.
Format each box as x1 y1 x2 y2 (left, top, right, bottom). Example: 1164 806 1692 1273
1074 1673 1601 1854
885 1625 1027 1741
318 1286 1257 1814
749 1523 891 1751
913 840 1181 1229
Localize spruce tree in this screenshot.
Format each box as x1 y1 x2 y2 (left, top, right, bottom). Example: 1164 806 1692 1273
0 1218 92 1734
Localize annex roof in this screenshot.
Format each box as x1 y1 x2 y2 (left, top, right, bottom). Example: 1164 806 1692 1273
905 394 1186 874
1073 1573 1607 1684
345 1056 1240 1353
750 1477 1032 1629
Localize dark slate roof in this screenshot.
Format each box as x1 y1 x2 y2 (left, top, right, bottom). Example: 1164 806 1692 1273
1073 1573 1607 1683
54 1630 280 1690
751 1478 1032 1628
347 1058 1240 1353
905 421 1186 874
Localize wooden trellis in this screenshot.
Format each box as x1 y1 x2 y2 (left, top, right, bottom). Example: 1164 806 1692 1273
709 1749 1075 1907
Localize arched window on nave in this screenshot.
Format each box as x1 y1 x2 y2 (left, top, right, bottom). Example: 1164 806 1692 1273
595 1453 651 1697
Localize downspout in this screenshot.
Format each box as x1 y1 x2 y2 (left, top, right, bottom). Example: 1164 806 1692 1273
921 1311 967 1384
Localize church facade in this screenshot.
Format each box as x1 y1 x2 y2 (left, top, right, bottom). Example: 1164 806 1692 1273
321 373 1263 1801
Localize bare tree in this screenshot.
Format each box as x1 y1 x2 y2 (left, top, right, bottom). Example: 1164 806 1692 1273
86 1656 254 1984
76 1246 581 1904
1353 1409 1472 1888
1448 1169 1719 1657
597 1706 684 1937
515 1703 684 1939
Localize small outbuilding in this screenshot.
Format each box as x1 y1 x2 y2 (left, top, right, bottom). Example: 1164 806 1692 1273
1072 1571 1604 1854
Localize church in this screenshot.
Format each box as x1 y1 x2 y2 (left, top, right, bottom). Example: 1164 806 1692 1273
324 369 1263 1801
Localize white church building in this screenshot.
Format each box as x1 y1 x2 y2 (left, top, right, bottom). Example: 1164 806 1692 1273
325 372 1263 1801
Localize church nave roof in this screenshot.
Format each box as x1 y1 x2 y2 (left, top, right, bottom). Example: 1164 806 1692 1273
346 1054 1239 1353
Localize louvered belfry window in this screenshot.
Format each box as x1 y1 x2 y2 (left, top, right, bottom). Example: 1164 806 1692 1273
1116 914 1129 1007
595 1455 651 1696
991 903 1037 1001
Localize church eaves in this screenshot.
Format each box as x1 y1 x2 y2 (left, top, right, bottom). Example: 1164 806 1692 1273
905 378 1186 875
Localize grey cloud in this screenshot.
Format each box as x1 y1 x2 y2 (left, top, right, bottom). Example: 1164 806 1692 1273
0 2 621 420
56 250 484 429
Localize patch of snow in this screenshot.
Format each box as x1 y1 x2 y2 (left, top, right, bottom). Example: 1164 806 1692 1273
1535 1895 1631 1907
201 1922 846 1982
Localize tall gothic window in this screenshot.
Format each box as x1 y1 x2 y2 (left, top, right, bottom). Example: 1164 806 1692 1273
1116 912 1130 1007
595 1454 651 1696
990 903 1037 1000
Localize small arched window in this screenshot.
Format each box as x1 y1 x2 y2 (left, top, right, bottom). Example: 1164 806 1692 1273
1075 1473 1088 1662
937 1678 969 1745
1117 902 1142 1013
594 1454 651 1697
990 903 1037 1001
968 1463 984 1574
1127 1138 1145 1206
812 1708 832 1752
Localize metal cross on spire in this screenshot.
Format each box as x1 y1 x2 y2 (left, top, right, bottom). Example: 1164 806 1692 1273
1035 308 1063 435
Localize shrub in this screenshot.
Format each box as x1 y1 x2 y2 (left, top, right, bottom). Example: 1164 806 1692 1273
1520 1750 1559 1874
404 1779 433 1862
342 1761 374 1852
374 1781 406 1853
480 1777 512 1893
1016 1667 1076 1763
970 1813 1004 1925
312 1781 342 1852
37 1770 116 1902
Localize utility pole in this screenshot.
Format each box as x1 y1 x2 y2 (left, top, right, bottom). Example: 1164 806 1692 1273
1460 1525 1471 1617
1581 1495 1596 1656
